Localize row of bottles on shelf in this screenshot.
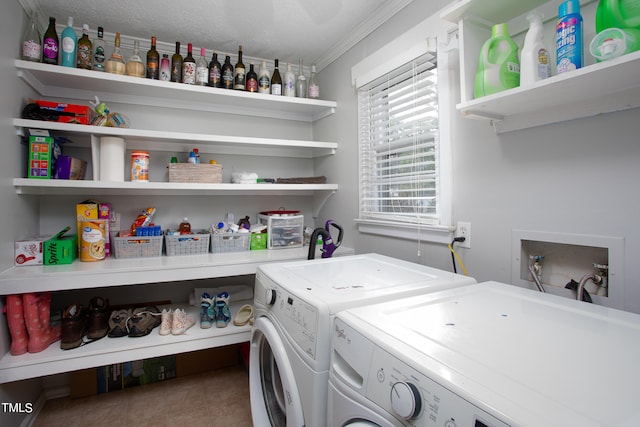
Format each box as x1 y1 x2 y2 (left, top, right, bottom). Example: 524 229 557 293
21 15 320 99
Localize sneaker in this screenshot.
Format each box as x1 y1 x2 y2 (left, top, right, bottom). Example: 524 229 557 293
108 309 132 338
159 309 172 336
215 292 231 328
127 306 162 337
171 308 196 335
87 296 110 340
200 293 214 329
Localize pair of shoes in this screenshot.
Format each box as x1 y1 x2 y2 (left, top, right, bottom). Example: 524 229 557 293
233 304 254 326
200 293 215 329
159 308 196 335
214 292 231 328
108 306 161 338
61 303 88 350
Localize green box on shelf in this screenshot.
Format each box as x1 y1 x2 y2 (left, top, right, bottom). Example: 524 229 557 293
250 233 268 250
44 227 77 265
28 134 55 179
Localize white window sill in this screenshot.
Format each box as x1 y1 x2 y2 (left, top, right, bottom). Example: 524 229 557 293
355 219 454 244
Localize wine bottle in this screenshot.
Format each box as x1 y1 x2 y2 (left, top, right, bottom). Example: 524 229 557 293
22 11 42 62
196 47 208 86
146 36 159 79
308 63 320 99
92 26 106 71
271 59 282 95
160 54 170 81
171 42 183 82
182 43 196 84
208 52 222 88
127 40 145 78
234 45 246 90
258 60 270 94
42 17 59 65
60 17 77 68
246 62 258 92
222 55 234 89
295 58 307 98
76 24 92 69
283 62 296 97
105 32 125 75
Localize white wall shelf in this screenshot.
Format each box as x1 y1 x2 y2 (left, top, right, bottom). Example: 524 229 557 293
14 119 338 159
16 59 337 122
441 0 640 133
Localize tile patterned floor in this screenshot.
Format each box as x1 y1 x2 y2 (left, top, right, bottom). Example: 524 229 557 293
33 364 253 427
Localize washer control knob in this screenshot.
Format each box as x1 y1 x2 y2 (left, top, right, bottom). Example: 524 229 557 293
390 382 421 420
265 289 277 306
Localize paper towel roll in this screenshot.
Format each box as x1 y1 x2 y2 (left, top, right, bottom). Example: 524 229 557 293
99 137 125 182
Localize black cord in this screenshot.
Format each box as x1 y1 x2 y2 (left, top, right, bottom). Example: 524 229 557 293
450 237 466 274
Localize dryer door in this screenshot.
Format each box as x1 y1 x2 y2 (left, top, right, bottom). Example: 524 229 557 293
250 316 305 427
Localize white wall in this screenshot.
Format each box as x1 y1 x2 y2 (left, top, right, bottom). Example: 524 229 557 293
314 1 640 313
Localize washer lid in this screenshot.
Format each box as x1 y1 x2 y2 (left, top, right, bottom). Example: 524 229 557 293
257 253 475 311
339 281 640 427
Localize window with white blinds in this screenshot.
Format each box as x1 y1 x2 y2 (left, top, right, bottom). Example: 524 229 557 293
358 52 440 225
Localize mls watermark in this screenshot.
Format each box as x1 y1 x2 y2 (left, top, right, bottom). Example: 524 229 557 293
2 402 33 414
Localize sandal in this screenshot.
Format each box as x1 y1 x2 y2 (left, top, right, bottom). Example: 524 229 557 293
233 304 254 326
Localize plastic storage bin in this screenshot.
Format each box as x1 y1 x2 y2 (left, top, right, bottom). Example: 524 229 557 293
211 232 251 253
113 235 163 258
258 213 304 249
165 231 211 256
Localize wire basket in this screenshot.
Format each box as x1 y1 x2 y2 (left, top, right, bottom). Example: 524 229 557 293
211 233 250 253
165 231 211 256
113 235 163 258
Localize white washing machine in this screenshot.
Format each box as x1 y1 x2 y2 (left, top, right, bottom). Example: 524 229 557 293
329 281 640 427
249 253 476 427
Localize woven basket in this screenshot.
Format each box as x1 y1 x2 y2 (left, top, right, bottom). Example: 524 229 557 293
168 163 222 183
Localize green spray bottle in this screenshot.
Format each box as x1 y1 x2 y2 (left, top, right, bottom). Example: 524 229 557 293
474 23 520 98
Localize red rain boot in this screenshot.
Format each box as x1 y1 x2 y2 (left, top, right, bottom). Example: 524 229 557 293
23 292 61 353
4 295 29 356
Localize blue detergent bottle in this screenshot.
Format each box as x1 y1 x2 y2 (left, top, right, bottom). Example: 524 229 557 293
556 0 583 74
60 16 77 67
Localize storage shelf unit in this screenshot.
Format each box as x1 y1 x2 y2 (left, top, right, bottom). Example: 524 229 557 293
441 0 640 133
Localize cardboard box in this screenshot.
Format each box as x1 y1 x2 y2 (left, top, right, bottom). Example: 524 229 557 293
55 155 87 180
97 355 177 394
14 237 47 266
44 227 78 265
28 135 54 179
34 99 93 125
77 201 111 256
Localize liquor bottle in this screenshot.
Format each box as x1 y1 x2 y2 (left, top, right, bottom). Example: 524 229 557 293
22 11 42 62
42 17 59 65
127 40 145 77
208 52 222 88
245 63 258 92
283 62 296 97
160 54 170 81
182 43 196 84
146 36 159 79
105 32 126 75
271 59 282 95
171 42 183 82
196 47 208 86
60 17 77 67
258 60 270 94
92 26 106 71
221 55 234 89
234 45 246 90
76 24 92 69
295 58 307 98
308 63 320 99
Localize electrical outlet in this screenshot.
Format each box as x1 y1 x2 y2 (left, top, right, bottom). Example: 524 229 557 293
456 221 471 249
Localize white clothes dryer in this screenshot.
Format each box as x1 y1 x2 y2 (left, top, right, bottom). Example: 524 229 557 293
249 253 476 427
329 281 640 427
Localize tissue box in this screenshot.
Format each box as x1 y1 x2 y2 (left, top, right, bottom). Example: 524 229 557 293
44 228 78 265
14 237 47 266
55 155 87 180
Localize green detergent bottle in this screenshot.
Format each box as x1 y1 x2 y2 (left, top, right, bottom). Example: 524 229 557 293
474 23 521 98
596 0 640 32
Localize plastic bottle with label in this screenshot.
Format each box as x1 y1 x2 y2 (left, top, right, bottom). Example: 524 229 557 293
521 12 552 86
556 0 583 74
474 23 520 98
179 218 191 235
61 17 77 67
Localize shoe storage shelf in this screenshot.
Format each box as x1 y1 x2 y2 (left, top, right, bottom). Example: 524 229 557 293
441 0 640 133
0 246 355 384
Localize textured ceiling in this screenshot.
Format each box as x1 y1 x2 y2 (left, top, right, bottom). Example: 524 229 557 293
25 0 413 70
